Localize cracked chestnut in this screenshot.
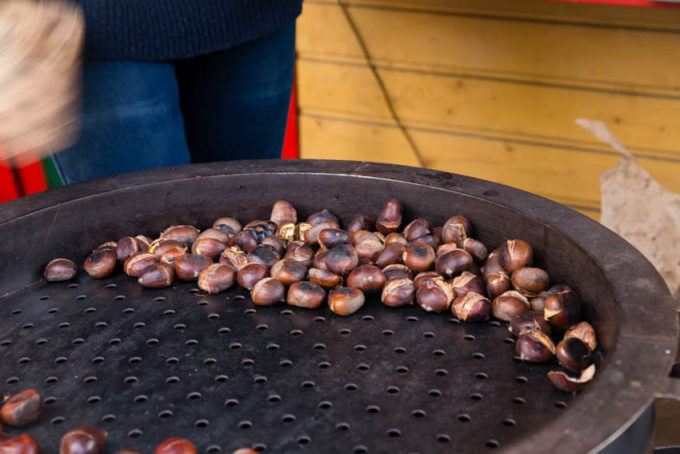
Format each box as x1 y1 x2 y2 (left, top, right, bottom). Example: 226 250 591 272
219 247 248 271
115 236 143 262
44 258 77 282
308 268 343 289
384 232 407 246
243 220 278 243
402 241 435 272
544 286 581 330
328 287 365 315
353 230 385 262
251 278 285 305
1 389 42 427
138 263 175 288
261 236 285 255
547 364 596 392
198 263 234 294
492 290 530 321
304 220 340 245
154 438 197 454
413 271 441 288
284 241 314 267
270 200 297 226
0 434 40 454
346 264 386 293
150 239 184 258
381 278 415 307
318 228 350 249
511 267 549 297
195 228 231 244
556 337 592 373
173 254 212 281
213 217 242 234
402 218 430 242
485 272 511 298
441 215 471 244
416 278 454 312
229 231 257 253
159 225 200 247
564 321 597 351
450 271 485 297
60 426 107 454
499 239 533 273
84 248 117 279
516 328 555 362
287 281 326 309
192 238 226 260
435 249 474 278
382 264 412 281
124 252 158 277
458 238 488 263
452 292 491 322
236 263 268 290
271 259 308 285
508 311 551 336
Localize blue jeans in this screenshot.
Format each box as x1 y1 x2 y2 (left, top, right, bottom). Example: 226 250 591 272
53 22 295 184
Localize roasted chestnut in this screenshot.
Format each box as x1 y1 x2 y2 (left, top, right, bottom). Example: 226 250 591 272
0 434 40 454
328 287 365 315
482 248 503 276
402 218 430 242
353 230 385 262
564 321 597 351
304 220 340 245
458 238 488 263
511 267 549 297
375 199 403 234
450 271 485 297
124 252 158 277
499 239 533 273
44 258 77 282
115 236 143 262
346 215 373 235
451 292 491 322
402 241 435 272
416 278 454 312
236 263 268 290
516 328 555 362
271 259 307 285
413 271 441 288
325 244 359 275
219 247 249 271
277 222 297 244
159 246 187 267
270 200 297 226
247 245 280 268
173 254 212 281
547 364 596 393
556 337 592 373
150 239 185 258
492 290 530 322
134 235 152 250
508 311 551 336
287 281 326 309
382 264 412 281
312 250 330 271
138 263 175 288
159 225 200 247
543 286 581 330
308 268 343 289
251 278 285 305
60 426 107 454
198 263 234 294
435 249 474 278
154 438 197 454
381 278 415 307
375 242 405 268
435 243 458 258
307 209 338 226
384 232 407 246
0 389 42 427
284 241 314 267
213 217 242 234
195 228 231 244
317 228 350 249
346 264 386 293
261 236 285 255
485 272 511 298
192 238 226 260
83 248 117 279
532 284 571 312
243 220 278 243
411 234 440 249
441 215 471 244
229 231 258 253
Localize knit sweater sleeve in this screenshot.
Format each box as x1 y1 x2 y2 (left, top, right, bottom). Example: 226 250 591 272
71 0 303 61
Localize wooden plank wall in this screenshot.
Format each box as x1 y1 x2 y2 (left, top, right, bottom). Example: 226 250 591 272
296 0 680 219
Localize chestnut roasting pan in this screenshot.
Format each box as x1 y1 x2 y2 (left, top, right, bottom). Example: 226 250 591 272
0 160 678 453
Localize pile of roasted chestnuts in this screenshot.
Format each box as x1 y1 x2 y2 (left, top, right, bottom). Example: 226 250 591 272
38 198 599 449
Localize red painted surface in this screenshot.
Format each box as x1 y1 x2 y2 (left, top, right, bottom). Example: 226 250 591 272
0 159 20 202
543 0 680 7
17 160 48 195
281 81 299 160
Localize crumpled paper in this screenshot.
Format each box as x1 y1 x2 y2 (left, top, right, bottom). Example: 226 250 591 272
576 118 680 300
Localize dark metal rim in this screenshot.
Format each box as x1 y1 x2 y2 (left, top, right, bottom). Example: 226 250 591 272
1 159 677 453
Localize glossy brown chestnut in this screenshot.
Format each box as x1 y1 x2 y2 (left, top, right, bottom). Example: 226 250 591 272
60 426 107 454
328 287 365 315
219 247 248 271
556 337 592 373
435 243 458 258
195 228 231 244
318 228 351 249
381 278 415 307
508 311 552 337
499 239 533 273
95 241 117 252
402 241 435 272
384 232 407 246
412 271 441 288
270 200 297 226
154 438 197 454
0 434 41 454
402 218 430 242
134 235 152 250
284 241 315 267
482 248 503 276
308 268 343 289
150 239 185 258
287 281 326 309
374 242 405 268
83 248 117 279
532 284 571 312
435 249 474 278
382 264 412 281
271 259 307 285
352 230 385 262
458 238 488 263
412 234 440 249
0 389 42 427
159 246 187 267
441 215 471 244
124 252 158 277
516 328 555 362
138 263 175 288
564 321 597 351
451 292 490 322
236 263 268 290
547 364 596 393
247 245 280 268
115 236 142 262
198 263 234 294
304 220 341 245
192 238 226 260
213 217 242 234
325 244 359 275
375 198 403 234
313 250 330 271
511 267 549 297
251 278 285 306
416 278 454 312
450 271 485 297
159 225 200 247
485 272 511 298
346 264 386 293
346 215 373 235
173 254 212 281
44 258 77 282
492 290 530 322
229 231 257 253
261 236 285 255
543 287 582 330
306 209 339 226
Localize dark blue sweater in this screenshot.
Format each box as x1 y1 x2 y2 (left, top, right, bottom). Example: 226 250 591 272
74 0 303 61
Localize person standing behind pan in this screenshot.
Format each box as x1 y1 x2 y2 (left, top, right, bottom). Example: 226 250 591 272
52 0 303 184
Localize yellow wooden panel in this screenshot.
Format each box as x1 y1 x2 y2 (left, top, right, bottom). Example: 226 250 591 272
297 59 391 120
299 114 420 167
297 2 363 62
